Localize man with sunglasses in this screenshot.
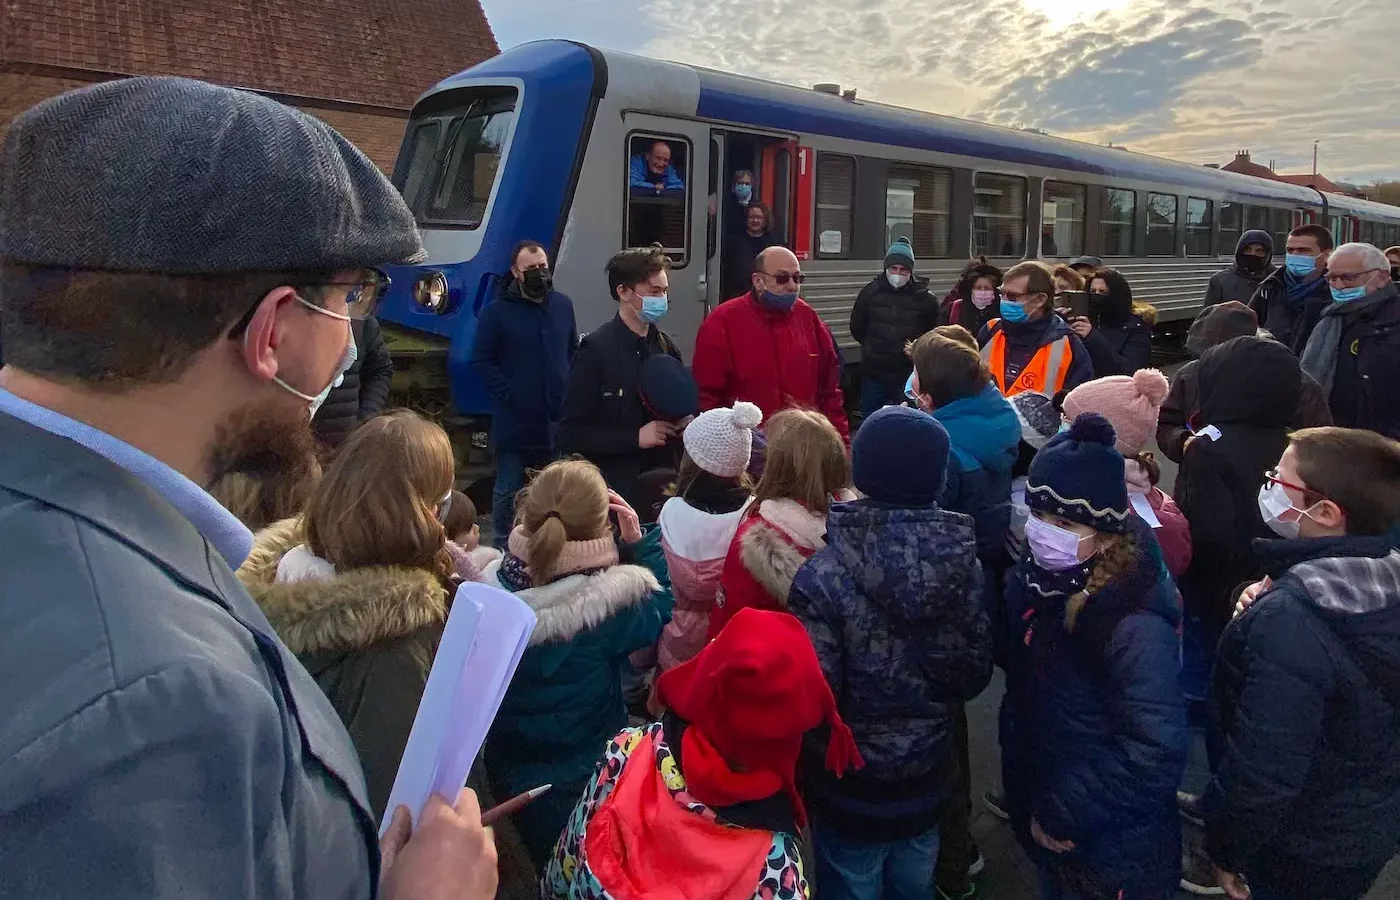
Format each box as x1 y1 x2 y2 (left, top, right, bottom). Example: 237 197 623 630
693 246 849 440
0 78 497 900
1299 242 1400 438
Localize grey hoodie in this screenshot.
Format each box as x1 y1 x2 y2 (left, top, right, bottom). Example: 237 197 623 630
1205 229 1276 307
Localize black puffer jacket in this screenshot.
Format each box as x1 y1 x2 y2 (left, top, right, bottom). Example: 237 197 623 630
1174 336 1301 632
1205 532 1400 900
312 317 395 449
849 273 940 386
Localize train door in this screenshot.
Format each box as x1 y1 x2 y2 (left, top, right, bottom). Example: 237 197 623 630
621 113 713 359
711 129 802 310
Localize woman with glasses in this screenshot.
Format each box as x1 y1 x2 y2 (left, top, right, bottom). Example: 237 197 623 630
976 260 1094 399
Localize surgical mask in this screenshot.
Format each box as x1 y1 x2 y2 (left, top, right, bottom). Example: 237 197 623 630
886 270 910 290
1025 515 1094 571
1257 480 1317 539
1331 284 1367 304
521 268 552 300
1000 299 1029 323
733 183 752 203
1285 253 1317 277
270 298 357 418
637 292 669 323
971 288 996 309
759 289 798 312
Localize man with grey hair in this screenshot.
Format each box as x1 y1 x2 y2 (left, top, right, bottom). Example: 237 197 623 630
1300 242 1400 438
0 77 496 899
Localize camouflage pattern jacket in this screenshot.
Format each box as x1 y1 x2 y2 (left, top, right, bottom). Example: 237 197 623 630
789 499 993 840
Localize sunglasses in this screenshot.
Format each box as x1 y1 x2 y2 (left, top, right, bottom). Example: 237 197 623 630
762 271 806 285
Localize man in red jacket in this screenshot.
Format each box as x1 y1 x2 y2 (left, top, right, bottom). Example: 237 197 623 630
693 246 850 440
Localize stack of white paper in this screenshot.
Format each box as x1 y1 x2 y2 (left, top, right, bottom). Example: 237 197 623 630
379 581 537 834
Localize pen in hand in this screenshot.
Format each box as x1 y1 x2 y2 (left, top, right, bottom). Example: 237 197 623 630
480 784 553 827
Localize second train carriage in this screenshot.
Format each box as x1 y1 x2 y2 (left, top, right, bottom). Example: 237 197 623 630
376 39 1400 455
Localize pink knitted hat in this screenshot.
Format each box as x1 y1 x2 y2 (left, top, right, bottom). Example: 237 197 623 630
1062 369 1169 456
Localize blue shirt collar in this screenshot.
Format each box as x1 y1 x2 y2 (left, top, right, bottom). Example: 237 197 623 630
0 387 253 568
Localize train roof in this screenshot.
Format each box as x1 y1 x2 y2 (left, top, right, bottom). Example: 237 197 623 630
426 40 1400 223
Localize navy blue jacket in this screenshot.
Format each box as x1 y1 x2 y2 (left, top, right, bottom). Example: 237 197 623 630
791 500 992 841
1001 517 1187 899
1324 283 1400 439
933 384 1021 569
1204 533 1400 899
978 313 1095 394
469 278 577 451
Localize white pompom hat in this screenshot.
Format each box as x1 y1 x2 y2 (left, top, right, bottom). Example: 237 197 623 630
683 401 764 478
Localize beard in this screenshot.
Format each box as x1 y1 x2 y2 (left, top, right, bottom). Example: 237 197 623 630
206 399 320 489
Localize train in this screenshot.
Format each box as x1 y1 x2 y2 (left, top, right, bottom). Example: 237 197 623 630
374 39 1400 474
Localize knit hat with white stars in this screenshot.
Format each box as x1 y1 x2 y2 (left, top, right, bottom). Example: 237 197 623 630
1026 412 1131 534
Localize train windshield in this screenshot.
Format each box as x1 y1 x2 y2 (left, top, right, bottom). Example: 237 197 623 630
395 88 517 230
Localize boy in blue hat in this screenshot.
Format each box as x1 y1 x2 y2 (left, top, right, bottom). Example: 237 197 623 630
1000 413 1187 900
790 405 993 900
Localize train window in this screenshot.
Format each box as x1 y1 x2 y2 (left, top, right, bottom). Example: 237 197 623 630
973 173 1027 257
1099 188 1137 256
885 165 953 258
1271 208 1292 253
1042 182 1086 257
398 123 441 212
1245 205 1269 233
420 92 517 228
815 153 856 258
1186 198 1213 256
626 134 692 264
1218 203 1242 256
1146 193 1178 257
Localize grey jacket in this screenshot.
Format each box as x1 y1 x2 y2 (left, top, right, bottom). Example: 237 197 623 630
0 412 378 898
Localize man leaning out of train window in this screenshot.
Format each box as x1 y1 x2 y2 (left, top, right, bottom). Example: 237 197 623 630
977 260 1094 398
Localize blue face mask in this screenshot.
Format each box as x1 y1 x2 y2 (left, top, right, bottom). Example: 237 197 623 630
639 293 669 323
733 183 752 203
1331 285 1367 303
759 289 798 312
1000 299 1029 323
1285 253 1317 277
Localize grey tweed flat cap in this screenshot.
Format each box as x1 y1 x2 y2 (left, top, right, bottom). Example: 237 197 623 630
0 76 425 273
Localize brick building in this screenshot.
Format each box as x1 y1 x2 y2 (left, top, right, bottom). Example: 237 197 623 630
0 0 500 172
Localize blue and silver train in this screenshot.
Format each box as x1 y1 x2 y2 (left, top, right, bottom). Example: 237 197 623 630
375 39 1400 461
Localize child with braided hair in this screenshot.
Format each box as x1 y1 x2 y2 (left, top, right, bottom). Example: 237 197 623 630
999 413 1188 900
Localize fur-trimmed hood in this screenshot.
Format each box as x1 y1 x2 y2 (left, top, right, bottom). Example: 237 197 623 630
738 499 829 606
479 559 661 647
237 518 448 655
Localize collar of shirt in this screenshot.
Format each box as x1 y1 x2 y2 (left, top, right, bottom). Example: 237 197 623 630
0 387 254 569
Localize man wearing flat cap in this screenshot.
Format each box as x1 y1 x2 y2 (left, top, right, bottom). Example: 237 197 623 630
0 77 495 899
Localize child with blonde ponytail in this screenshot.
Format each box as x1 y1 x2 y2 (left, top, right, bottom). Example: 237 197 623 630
999 413 1187 900
480 458 673 866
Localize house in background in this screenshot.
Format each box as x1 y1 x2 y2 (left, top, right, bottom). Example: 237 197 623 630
1218 149 1367 199
0 0 500 172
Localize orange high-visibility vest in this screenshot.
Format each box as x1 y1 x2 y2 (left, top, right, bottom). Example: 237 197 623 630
980 318 1072 398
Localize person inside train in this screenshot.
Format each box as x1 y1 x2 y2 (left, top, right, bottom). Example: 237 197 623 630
977 260 1094 398
1386 245 1400 282
849 237 941 419
1051 264 1084 296
1156 301 1331 465
1072 268 1153 376
1300 242 1400 439
1248 224 1333 355
1205 228 1275 308
945 259 1003 338
693 246 850 441
721 201 782 298
629 139 685 193
557 245 685 514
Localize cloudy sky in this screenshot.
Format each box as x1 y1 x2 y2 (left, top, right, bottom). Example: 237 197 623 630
481 0 1400 183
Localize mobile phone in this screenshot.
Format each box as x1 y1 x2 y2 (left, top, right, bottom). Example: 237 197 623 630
1059 291 1091 320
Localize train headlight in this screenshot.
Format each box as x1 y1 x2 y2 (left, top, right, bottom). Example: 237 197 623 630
414 271 449 312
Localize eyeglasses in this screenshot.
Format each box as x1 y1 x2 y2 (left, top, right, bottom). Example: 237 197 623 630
306 270 391 320
1264 469 1310 495
762 271 806 285
1325 269 1381 287
1002 289 1042 303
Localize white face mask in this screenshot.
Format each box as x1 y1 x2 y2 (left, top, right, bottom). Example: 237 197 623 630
1025 515 1094 571
886 270 910 290
1257 480 1318 539
273 297 357 418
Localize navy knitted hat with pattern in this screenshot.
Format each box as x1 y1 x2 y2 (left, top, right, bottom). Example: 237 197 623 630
1026 412 1130 533
853 405 949 507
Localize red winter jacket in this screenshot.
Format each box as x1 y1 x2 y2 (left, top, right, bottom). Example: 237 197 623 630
693 293 850 441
